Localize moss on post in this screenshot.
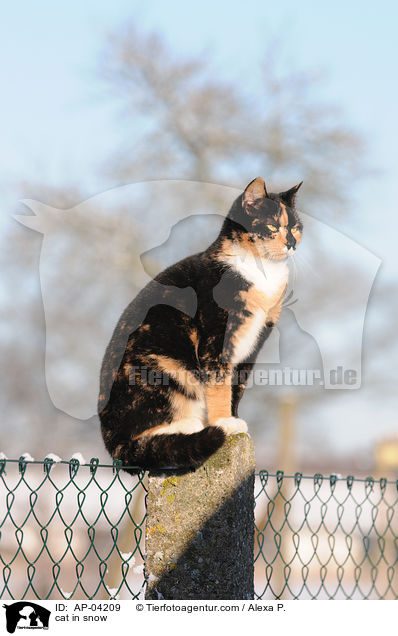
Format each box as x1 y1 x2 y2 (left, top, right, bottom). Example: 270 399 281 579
145 433 255 600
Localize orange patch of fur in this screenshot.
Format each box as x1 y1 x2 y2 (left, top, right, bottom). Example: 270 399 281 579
263 234 288 259
205 381 232 426
279 203 288 227
123 363 132 378
291 228 303 245
239 284 287 320
132 422 171 440
216 236 237 258
243 229 290 261
113 444 123 458
147 354 202 398
266 292 285 324
189 328 199 356
132 389 206 440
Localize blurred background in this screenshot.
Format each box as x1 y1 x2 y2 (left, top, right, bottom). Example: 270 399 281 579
1 0 397 478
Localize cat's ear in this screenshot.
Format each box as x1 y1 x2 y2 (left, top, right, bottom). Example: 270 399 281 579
278 182 303 208
243 177 268 206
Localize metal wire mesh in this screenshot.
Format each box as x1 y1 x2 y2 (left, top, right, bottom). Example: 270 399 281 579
254 470 398 600
0 457 147 600
1 458 397 600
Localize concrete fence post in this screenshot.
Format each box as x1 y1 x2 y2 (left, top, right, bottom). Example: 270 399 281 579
144 433 255 600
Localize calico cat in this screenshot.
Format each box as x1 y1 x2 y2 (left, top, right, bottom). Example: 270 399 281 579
98 177 303 471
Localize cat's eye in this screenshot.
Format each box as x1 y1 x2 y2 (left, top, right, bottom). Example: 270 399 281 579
291 226 301 234
266 224 278 232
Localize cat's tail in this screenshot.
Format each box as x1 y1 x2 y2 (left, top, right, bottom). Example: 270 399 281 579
113 426 226 472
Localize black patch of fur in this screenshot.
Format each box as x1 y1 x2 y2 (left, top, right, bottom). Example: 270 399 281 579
117 426 226 473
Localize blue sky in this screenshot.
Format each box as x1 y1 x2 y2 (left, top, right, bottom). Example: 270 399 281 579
1 0 397 264
1 2 397 195
1 1 397 462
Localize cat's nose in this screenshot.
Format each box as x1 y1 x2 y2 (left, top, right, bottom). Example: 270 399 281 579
286 230 296 250
286 238 296 250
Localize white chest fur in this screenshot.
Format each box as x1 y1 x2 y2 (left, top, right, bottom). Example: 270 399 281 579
221 244 289 364
223 243 289 295
230 308 266 364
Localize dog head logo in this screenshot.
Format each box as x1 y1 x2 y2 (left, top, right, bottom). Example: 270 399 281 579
2 602 50 633
14 181 380 419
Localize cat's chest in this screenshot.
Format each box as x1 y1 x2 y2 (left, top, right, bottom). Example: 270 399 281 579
222 247 289 301
222 251 289 364
233 254 289 297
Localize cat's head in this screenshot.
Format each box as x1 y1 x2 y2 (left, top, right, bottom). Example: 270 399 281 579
227 177 303 260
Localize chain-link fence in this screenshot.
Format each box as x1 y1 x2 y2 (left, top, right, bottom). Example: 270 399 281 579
254 470 398 599
0 458 147 600
1 458 397 600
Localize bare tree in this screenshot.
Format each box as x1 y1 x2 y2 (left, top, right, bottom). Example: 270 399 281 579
100 24 363 218
98 24 382 466
1 21 387 468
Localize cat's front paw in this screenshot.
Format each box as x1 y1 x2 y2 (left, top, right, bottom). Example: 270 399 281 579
215 417 248 435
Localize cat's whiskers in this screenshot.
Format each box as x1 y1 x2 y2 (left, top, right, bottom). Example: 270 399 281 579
290 250 319 280
289 252 298 287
